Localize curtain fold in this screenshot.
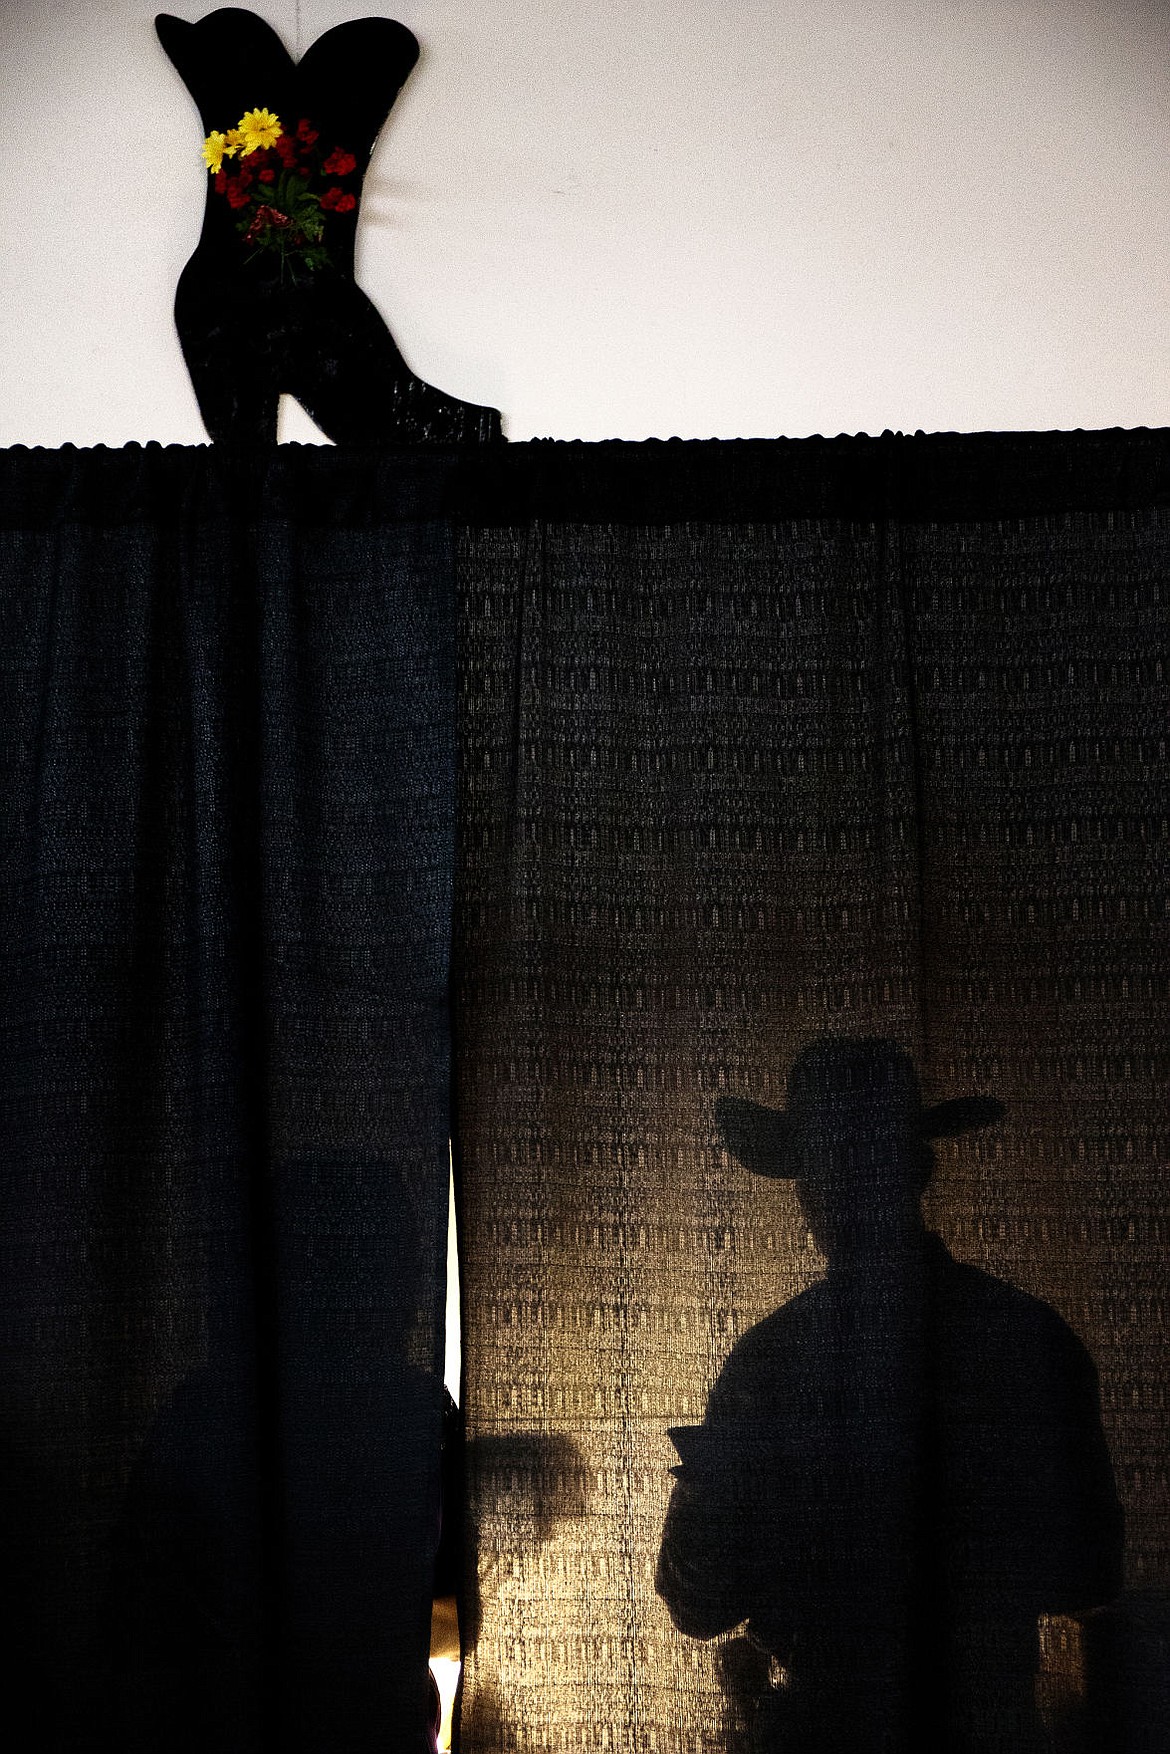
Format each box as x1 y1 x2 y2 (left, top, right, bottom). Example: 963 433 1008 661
0 447 458 1753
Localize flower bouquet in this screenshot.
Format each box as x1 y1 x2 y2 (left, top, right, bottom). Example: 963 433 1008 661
202 108 359 279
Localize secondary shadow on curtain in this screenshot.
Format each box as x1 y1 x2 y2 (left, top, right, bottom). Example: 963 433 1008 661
455 1431 589 1752
0 447 458 1754
451 432 1170 1754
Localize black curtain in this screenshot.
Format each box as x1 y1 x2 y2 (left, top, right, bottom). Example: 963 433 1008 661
0 447 457 1753
2 432 1168 1754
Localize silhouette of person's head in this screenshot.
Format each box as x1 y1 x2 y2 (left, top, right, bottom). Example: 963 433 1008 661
659 1039 1121 1754
716 1038 1004 1266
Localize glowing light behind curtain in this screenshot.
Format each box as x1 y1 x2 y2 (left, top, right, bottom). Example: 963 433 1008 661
451 434 1170 1753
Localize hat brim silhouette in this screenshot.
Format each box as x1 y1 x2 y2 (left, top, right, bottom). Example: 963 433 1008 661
716 1091 1005 1180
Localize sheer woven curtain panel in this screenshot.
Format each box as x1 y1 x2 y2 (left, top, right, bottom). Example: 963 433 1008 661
451 433 1170 1754
1 432 1168 1754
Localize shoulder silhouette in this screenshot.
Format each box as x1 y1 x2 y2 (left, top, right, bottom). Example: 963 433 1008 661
657 1038 1122 1753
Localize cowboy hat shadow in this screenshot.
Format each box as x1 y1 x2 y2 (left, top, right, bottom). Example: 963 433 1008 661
657 1037 1123 1754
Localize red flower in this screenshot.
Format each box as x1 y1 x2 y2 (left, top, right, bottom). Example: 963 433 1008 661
275 135 298 168
258 167 275 183
320 186 356 212
323 147 357 176
226 181 251 210
213 169 228 194
296 117 319 144
245 204 292 241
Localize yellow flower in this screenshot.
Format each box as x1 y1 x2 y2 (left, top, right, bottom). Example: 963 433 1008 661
225 127 247 153
236 108 282 156
201 129 236 173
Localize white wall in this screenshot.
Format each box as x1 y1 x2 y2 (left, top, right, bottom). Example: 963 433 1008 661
1 0 1167 445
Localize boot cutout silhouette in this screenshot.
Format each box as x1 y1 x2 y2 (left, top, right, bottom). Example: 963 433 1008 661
156 8 503 445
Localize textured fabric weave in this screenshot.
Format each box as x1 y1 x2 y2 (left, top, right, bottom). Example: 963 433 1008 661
0 446 457 1753
452 432 1170 1753
1 433 1168 1754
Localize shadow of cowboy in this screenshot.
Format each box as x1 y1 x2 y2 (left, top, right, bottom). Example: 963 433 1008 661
656 1038 1123 1754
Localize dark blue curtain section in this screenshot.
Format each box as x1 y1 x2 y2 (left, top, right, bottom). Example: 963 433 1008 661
0 448 457 1754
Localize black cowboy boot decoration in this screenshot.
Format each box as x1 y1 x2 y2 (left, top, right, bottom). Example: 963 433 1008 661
156 8 503 444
